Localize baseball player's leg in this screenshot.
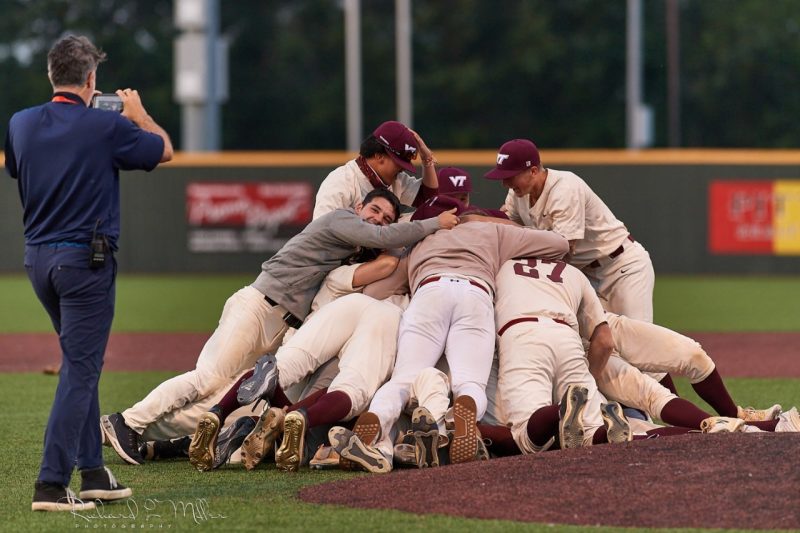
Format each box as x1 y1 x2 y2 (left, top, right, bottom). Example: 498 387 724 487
551 327 604 446
367 285 452 461
275 293 376 389
594 354 676 420
480 357 503 426
325 299 402 419
412 367 451 434
444 285 495 419
122 286 286 433
606 313 714 380
497 325 558 454
595 242 654 323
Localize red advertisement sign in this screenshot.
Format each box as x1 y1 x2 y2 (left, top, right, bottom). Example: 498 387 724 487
185 182 313 253
708 181 773 254
186 182 312 227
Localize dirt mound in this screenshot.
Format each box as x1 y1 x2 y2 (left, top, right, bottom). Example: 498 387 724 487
300 432 800 530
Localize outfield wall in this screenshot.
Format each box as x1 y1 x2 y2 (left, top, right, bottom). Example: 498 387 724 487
2 150 800 274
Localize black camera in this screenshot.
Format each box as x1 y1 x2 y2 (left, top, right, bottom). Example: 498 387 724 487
91 93 123 112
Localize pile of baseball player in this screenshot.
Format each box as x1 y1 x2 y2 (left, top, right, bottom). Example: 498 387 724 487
100 121 800 475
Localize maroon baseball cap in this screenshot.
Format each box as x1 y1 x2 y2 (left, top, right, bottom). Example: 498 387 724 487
373 121 418 174
437 167 472 196
410 195 465 221
484 139 541 180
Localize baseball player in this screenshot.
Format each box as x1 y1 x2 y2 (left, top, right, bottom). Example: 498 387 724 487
328 200 570 473
313 121 439 219
437 166 509 220
101 188 458 465
492 257 626 453
484 139 655 324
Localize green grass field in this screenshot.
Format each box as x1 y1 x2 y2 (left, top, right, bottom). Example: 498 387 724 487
1 274 799 531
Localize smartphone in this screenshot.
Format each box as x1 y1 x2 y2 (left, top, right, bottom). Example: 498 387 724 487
91 94 124 112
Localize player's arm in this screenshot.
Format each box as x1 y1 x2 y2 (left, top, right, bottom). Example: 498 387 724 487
411 129 438 190
501 190 523 224
331 209 456 250
352 252 400 287
586 322 614 380
363 254 410 300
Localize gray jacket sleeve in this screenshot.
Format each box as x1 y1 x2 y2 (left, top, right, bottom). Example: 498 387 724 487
329 211 440 249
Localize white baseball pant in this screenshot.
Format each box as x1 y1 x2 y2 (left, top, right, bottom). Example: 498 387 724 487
369 277 495 460
498 321 603 454
276 292 402 419
605 313 715 382
584 240 654 323
594 354 677 420
123 286 288 434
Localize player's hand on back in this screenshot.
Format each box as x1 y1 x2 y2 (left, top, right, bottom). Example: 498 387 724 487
437 208 459 230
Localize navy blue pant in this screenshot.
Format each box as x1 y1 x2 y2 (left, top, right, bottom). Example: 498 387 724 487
25 244 116 486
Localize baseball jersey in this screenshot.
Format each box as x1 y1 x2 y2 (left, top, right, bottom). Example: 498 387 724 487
494 258 607 340
313 159 422 219
407 222 570 295
501 169 630 269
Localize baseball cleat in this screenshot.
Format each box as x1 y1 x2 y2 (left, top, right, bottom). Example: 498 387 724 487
101 413 144 465
309 445 341 470
775 407 800 432
475 433 490 461
189 410 222 471
411 407 439 468
139 436 192 461
241 406 285 470
275 410 307 472
737 404 782 422
700 416 746 433
339 411 381 471
237 353 279 406
450 395 478 464
328 426 392 474
601 402 633 444
212 416 256 469
559 385 589 449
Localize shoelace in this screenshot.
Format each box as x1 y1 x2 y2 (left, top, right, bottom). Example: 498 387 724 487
103 467 119 489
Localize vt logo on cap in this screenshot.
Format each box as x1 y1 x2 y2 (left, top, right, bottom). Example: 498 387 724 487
484 139 541 180
372 121 418 174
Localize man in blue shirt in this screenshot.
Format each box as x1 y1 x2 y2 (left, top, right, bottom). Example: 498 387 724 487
4 34 172 512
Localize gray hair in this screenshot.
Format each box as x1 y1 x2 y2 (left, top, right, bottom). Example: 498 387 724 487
47 35 106 88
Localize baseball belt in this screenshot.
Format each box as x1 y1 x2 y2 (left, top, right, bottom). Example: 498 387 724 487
497 316 571 337
264 295 304 329
417 275 491 296
587 234 634 269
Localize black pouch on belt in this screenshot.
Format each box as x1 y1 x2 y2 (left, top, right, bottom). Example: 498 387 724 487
89 220 109 269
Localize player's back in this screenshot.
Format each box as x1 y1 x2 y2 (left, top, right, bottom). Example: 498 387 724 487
494 258 595 333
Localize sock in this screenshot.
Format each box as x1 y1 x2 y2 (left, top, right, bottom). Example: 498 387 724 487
746 419 779 432
287 388 328 413
645 426 695 437
269 383 292 409
216 369 254 421
304 390 352 428
659 398 712 429
592 426 608 444
526 404 560 448
691 369 737 417
660 374 678 395
476 423 521 457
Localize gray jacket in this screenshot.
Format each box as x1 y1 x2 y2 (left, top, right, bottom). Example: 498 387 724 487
252 208 440 319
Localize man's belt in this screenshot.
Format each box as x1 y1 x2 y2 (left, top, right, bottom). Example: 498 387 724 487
265 295 304 329
587 235 634 269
